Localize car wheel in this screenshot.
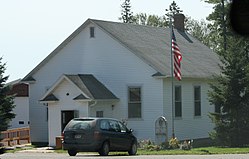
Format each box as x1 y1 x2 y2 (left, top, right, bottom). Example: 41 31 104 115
68 149 77 156
0 148 5 154
128 142 137 155
99 141 109 156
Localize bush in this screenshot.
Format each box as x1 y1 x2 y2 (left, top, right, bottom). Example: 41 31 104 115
138 138 192 151
138 139 163 151
179 140 192 150
169 137 180 149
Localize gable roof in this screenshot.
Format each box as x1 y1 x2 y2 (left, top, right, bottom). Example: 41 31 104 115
22 19 220 81
66 74 118 100
40 74 118 102
93 20 220 78
6 79 29 97
40 94 59 102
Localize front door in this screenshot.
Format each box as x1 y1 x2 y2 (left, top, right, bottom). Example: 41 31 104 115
61 111 75 132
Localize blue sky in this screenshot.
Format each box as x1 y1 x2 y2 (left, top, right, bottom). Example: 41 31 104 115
0 0 213 82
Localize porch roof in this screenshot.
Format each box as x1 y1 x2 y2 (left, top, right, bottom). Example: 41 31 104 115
40 93 59 102
40 74 119 102
65 74 118 100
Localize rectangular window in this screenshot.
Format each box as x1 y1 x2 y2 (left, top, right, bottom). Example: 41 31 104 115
19 121 24 125
128 87 141 118
175 86 182 117
194 86 201 116
96 111 103 117
46 106 48 121
90 27 95 38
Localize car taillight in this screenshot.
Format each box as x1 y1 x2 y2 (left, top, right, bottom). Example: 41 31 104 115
94 131 101 140
61 132 64 141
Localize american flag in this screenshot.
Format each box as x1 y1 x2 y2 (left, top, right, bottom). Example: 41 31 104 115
172 29 182 81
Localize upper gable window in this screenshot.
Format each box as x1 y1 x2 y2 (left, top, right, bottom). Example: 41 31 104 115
90 27 95 38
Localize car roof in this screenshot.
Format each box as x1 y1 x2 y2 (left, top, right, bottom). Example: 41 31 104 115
73 117 121 121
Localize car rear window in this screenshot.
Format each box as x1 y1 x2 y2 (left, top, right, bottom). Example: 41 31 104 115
64 119 95 131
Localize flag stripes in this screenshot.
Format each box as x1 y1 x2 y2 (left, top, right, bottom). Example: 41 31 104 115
172 29 182 81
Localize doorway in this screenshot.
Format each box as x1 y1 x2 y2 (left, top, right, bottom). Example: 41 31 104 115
61 111 75 132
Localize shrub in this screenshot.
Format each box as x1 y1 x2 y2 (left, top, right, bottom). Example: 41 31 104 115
179 140 192 150
138 139 163 151
169 137 180 149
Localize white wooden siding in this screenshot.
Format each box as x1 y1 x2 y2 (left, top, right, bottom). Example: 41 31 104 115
48 79 89 146
78 25 164 140
29 21 214 144
29 22 163 144
29 83 49 143
89 101 114 118
163 78 214 140
9 97 29 129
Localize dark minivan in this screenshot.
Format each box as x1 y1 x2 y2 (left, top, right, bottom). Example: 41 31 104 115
62 117 137 156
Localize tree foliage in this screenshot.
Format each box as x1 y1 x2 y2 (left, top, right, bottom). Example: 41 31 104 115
207 0 249 147
0 57 15 133
132 13 167 27
119 0 212 45
131 1 183 28
120 0 133 23
185 18 210 45
205 0 232 54
165 0 183 21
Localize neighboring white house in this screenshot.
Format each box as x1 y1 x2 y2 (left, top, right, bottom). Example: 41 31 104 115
22 14 220 146
7 79 29 129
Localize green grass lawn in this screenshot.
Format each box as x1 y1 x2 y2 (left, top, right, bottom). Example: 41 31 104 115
55 147 249 155
136 147 249 155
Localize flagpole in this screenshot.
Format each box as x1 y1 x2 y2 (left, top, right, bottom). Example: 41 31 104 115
170 17 175 139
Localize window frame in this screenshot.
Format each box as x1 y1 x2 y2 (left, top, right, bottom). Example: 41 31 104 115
128 86 142 119
96 111 103 118
90 26 95 38
174 85 182 118
194 85 201 117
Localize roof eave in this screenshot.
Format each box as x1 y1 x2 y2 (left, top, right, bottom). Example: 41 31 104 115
93 98 120 102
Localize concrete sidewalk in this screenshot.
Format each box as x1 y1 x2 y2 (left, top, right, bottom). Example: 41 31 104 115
5 144 55 153
17 146 55 153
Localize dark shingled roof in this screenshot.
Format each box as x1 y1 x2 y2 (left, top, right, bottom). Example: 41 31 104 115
65 74 118 100
22 19 220 81
40 94 59 102
73 94 89 100
93 19 220 78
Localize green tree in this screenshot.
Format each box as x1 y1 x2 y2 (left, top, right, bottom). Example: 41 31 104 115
0 57 15 133
207 0 249 147
132 1 183 28
165 0 183 21
132 13 148 25
120 0 133 23
186 18 213 47
205 0 231 55
132 13 167 27
165 0 191 31
209 36 249 147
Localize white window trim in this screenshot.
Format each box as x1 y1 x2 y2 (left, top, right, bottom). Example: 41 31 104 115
174 85 182 118
193 85 202 117
127 84 143 120
89 26 95 38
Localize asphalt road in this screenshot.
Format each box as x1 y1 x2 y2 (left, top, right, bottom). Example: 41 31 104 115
1 152 249 159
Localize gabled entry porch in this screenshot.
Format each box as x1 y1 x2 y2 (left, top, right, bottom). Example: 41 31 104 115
40 74 119 146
